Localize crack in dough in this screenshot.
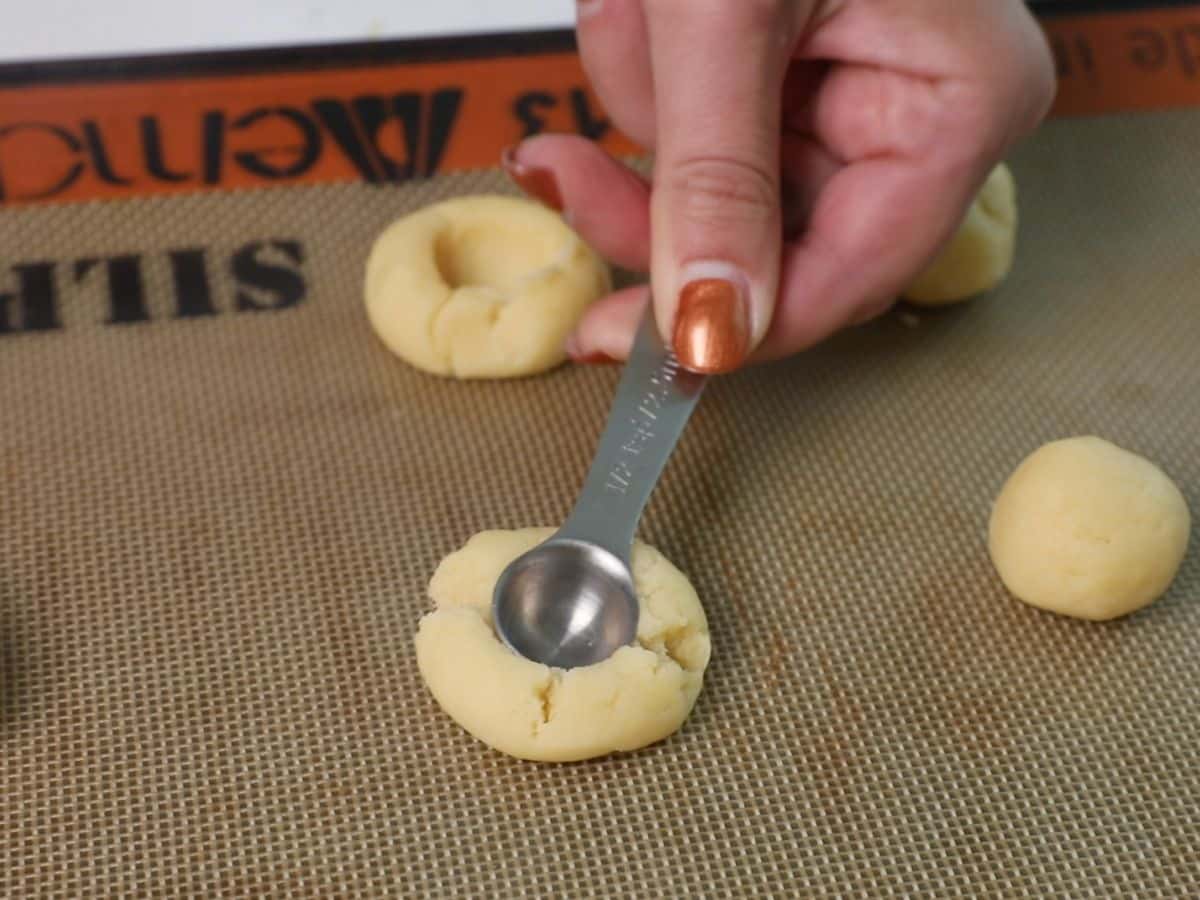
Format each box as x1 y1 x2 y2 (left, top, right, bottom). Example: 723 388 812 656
416 528 711 762
534 675 560 734
365 195 610 379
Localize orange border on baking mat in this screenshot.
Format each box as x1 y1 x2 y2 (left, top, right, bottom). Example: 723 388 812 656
1044 5 1200 115
0 49 636 208
0 5 1198 208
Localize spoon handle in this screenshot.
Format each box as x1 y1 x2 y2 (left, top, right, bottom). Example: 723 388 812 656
556 305 708 562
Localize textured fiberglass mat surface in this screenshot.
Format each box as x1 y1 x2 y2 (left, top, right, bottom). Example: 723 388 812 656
1 110 1198 897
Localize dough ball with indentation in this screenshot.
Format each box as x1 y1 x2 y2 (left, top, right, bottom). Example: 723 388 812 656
415 528 710 762
365 195 610 378
903 163 1018 307
988 437 1191 621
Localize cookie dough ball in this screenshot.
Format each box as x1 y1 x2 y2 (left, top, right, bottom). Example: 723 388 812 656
366 195 610 378
903 163 1017 307
415 528 710 762
989 437 1191 621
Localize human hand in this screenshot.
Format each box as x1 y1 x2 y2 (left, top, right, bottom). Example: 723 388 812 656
502 0 1054 372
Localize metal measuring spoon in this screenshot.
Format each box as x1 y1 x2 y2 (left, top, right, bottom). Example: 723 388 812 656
492 306 708 669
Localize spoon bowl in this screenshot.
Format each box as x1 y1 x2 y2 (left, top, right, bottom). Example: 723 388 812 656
492 539 638 670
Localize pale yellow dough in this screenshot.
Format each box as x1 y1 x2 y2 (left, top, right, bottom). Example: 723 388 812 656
989 437 1191 621
903 163 1018 307
365 195 610 378
415 528 710 762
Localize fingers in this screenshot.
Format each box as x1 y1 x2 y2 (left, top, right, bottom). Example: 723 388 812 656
559 131 843 368
761 155 980 359
757 0 1056 357
565 285 649 364
567 0 1056 368
803 0 1055 152
503 134 650 272
642 0 813 373
574 0 656 148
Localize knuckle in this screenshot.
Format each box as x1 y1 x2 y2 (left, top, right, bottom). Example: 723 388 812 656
668 156 778 231
1027 39 1058 121
991 19 1058 132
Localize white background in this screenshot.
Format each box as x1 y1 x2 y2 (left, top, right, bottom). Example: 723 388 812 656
1 1 573 64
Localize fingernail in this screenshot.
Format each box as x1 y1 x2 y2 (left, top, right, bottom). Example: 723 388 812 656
574 351 619 366
672 264 751 374
576 0 603 19
565 333 617 365
564 333 614 364
501 145 563 212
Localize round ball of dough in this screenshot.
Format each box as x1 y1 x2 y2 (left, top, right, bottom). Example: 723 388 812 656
415 528 711 762
903 163 1017 307
988 437 1191 621
365 195 610 378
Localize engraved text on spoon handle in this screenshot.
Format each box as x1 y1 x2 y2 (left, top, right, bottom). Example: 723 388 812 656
558 306 707 559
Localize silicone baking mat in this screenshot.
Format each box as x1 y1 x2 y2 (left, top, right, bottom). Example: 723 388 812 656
2 5 1199 897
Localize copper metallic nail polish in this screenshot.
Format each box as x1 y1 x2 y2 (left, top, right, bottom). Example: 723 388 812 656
672 277 750 374
501 145 563 212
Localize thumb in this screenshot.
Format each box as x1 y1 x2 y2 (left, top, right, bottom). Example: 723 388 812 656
645 0 808 373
